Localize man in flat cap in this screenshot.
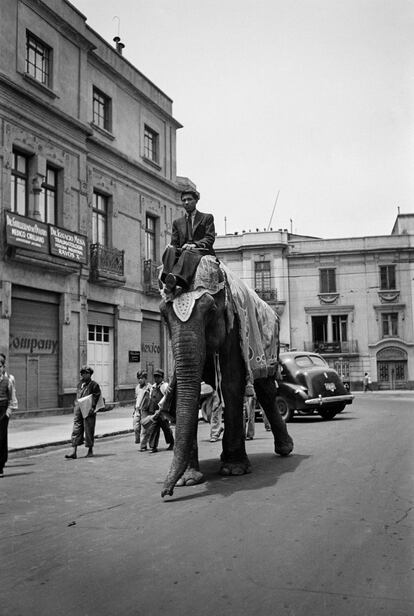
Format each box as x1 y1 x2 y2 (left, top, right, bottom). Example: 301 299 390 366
65 366 102 459
161 188 216 296
133 370 151 448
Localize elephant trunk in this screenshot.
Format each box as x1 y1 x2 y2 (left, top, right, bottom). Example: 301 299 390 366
161 325 206 497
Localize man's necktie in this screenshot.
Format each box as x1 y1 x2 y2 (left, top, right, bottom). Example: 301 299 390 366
186 214 193 242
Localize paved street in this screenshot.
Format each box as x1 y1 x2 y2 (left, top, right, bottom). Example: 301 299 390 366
1 394 413 616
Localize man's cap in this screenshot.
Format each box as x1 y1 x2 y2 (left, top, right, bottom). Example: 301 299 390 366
137 370 148 379
181 188 200 201
200 382 214 396
153 369 164 378
80 365 93 375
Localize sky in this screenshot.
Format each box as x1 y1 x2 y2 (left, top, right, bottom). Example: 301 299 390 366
72 0 414 238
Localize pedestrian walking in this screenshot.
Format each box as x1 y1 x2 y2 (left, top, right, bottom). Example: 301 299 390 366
0 353 18 477
200 382 223 442
363 372 373 392
243 383 256 440
146 369 174 453
65 366 103 459
133 371 151 446
134 371 152 451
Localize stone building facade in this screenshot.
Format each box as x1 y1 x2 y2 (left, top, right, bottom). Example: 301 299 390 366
0 0 184 413
215 216 414 390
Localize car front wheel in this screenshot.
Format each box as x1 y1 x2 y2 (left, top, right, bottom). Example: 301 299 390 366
276 396 294 422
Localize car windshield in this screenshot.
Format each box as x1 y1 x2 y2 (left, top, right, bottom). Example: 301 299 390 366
294 355 327 368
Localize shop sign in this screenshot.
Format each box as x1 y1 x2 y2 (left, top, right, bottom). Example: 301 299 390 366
10 335 58 354
128 351 141 362
5 212 48 253
49 225 87 263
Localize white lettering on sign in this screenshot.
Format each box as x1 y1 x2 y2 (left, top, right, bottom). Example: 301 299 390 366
10 336 58 354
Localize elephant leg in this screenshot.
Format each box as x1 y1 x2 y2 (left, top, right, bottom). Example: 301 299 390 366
255 377 294 456
176 434 204 486
218 326 251 476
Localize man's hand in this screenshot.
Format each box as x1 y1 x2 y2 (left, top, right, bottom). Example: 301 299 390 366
182 243 196 250
6 409 12 418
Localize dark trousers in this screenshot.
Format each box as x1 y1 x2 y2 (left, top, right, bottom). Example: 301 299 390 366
161 246 207 289
151 414 174 449
71 406 97 448
0 404 9 470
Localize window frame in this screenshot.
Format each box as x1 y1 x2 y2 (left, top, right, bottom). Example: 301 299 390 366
92 191 109 246
11 150 29 216
92 87 112 132
381 312 398 337
319 268 336 293
26 31 52 87
39 165 58 225
380 265 396 290
145 214 157 262
143 125 159 163
254 261 271 292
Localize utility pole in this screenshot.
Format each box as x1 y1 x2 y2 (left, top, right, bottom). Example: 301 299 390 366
224 216 227 234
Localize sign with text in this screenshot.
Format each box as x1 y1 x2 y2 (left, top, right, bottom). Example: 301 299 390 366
5 212 48 253
49 225 87 263
128 351 141 363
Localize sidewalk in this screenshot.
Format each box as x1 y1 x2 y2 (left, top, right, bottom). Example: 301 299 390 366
8 405 135 452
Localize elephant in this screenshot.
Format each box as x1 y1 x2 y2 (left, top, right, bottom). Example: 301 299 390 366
159 257 294 498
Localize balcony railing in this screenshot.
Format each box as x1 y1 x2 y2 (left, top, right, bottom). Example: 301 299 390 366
255 288 277 302
90 243 125 287
304 340 359 354
143 259 161 294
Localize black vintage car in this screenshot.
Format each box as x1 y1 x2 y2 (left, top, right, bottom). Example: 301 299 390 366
275 351 354 422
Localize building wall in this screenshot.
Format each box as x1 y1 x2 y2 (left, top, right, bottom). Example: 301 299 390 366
215 226 414 391
0 0 182 413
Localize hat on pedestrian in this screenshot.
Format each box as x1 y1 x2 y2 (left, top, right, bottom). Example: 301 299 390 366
153 369 164 378
181 188 200 202
200 382 214 397
137 370 148 379
80 365 93 375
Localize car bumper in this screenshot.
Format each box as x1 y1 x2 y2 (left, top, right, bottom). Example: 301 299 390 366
304 394 354 406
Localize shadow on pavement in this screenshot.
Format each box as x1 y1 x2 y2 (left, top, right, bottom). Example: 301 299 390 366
164 452 309 502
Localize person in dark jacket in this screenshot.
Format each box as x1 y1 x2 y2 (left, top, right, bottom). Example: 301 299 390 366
161 188 216 296
65 366 102 459
0 353 18 477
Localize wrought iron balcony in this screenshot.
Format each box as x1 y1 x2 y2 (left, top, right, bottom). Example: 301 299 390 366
89 243 126 287
143 259 161 295
304 340 359 355
255 288 277 302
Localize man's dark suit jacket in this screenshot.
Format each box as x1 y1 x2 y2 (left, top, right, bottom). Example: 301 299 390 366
161 209 216 289
171 210 216 254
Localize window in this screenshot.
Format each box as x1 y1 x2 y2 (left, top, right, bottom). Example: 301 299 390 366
320 268 336 293
39 166 57 224
332 315 348 342
255 261 271 291
26 32 51 86
88 324 110 343
312 316 328 343
380 265 396 290
92 192 108 245
145 215 157 261
11 151 29 215
93 87 111 131
382 313 398 337
144 126 159 162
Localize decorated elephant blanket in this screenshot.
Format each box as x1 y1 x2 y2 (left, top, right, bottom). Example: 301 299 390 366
164 256 279 385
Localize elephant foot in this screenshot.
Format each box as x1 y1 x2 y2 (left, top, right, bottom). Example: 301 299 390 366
220 461 252 476
274 439 294 457
176 469 204 487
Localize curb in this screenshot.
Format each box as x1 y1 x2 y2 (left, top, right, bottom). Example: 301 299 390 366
9 428 134 453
